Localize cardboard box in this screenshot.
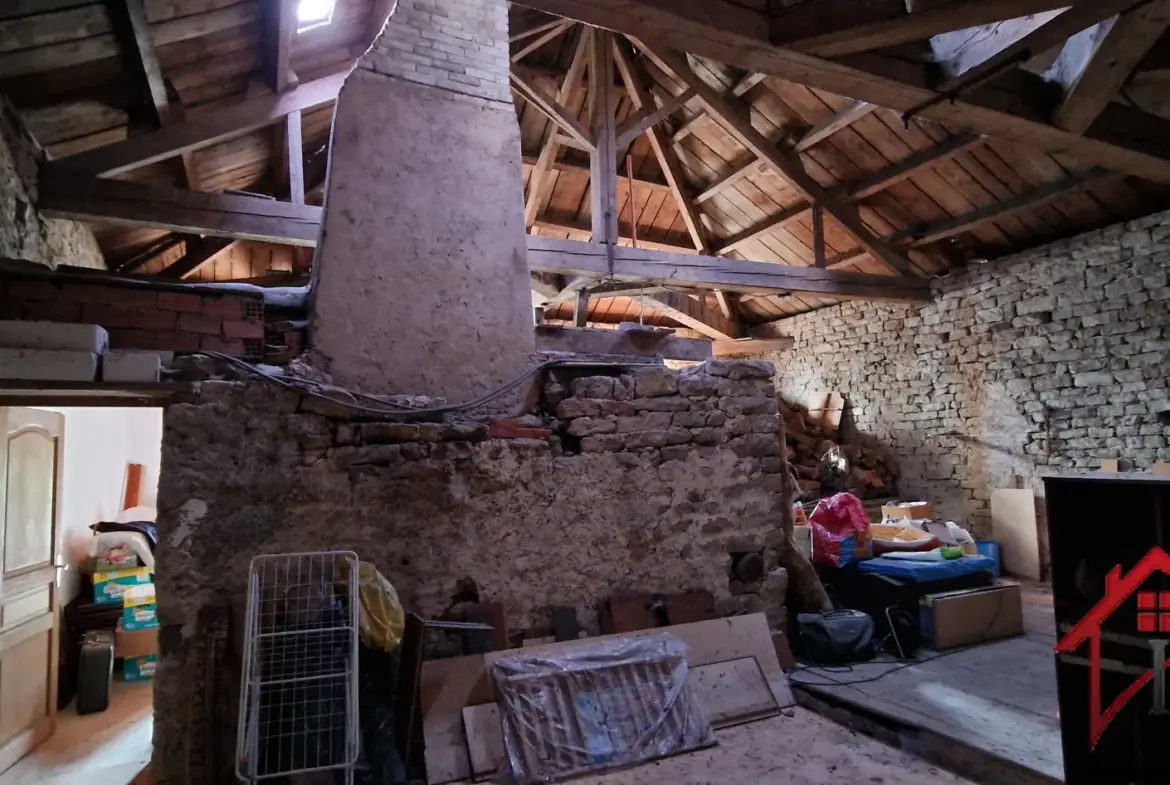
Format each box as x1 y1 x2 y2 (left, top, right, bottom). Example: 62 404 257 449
121 584 158 631
881 501 934 522
115 622 159 659
92 566 152 605
919 583 1024 649
123 654 157 682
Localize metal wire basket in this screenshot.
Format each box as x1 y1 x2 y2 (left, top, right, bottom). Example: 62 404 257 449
236 551 361 783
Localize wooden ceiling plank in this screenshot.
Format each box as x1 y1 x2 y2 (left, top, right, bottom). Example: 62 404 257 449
516 0 1170 183
511 18 572 63
511 67 595 152
641 44 915 277
770 0 1073 58
45 70 345 177
113 232 189 273
157 236 236 279
526 235 932 302
1050 0 1170 133
38 174 322 245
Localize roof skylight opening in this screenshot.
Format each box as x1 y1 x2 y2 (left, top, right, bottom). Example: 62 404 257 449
297 0 335 31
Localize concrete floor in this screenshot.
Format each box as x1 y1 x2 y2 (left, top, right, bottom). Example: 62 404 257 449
791 583 1062 785
0 681 152 785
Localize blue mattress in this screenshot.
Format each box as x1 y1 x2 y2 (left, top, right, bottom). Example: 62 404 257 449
856 554 995 582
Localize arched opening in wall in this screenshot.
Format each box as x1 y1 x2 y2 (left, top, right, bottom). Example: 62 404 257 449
0 404 162 783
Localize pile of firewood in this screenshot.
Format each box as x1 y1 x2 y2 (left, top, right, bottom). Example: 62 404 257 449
780 402 897 502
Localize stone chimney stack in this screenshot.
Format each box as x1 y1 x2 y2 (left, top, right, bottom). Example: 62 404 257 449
310 0 536 402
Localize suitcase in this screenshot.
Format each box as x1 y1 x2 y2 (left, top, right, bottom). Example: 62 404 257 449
76 630 114 715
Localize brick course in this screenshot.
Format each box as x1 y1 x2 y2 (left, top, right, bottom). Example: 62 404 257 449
766 210 1170 537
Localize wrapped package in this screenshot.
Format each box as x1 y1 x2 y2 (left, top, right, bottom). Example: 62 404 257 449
491 634 714 783
809 492 871 567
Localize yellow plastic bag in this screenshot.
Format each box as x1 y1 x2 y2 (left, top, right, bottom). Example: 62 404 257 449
336 558 405 653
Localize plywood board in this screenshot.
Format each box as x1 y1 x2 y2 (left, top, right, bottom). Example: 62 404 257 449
689 658 779 728
990 489 1041 581
462 704 505 779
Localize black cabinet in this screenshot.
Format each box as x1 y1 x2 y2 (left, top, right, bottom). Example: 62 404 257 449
1045 473 1170 784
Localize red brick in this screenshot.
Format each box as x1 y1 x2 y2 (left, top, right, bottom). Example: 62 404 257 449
61 283 112 304
126 310 178 330
107 288 160 310
80 303 132 328
10 279 59 301
264 346 296 364
25 301 82 323
175 313 221 335
200 335 245 356
155 331 201 352
157 291 203 313
201 296 246 320
283 330 304 351
0 300 23 320
107 329 158 349
222 319 264 339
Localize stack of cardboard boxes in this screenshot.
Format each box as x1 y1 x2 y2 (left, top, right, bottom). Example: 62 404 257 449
92 565 158 680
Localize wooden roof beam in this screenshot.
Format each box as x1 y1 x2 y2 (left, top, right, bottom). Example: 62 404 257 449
512 0 1170 182
1049 0 1170 133
589 29 619 244
511 67 596 152
46 71 345 178
511 18 574 62
532 218 697 253
157 237 237 280
38 175 322 246
640 44 915 277
527 236 933 302
769 0 1073 58
263 0 297 93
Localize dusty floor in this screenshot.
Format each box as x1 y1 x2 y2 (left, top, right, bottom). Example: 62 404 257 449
791 583 1061 785
0 681 152 785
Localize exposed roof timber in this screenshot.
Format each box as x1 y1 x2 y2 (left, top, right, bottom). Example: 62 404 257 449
534 324 713 362
589 29 619 244
263 0 298 92
645 289 738 340
615 87 696 148
1049 0 1170 133
716 131 985 256
527 236 933 302
38 175 322 246
525 27 591 227
769 0 1074 58
158 237 237 280
670 71 770 145
45 71 346 178
511 18 574 62
113 233 190 274
713 336 794 357
824 168 1116 267
639 44 916 277
522 156 673 195
511 17 569 43
512 0 1170 182
532 217 697 253
511 67 596 151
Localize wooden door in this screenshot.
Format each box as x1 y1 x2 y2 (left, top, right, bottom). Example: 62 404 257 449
0 408 63 775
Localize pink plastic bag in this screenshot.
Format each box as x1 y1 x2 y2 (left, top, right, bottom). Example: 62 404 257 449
809 492 870 567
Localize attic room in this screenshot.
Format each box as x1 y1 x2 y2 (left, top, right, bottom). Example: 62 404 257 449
0 1 1168 784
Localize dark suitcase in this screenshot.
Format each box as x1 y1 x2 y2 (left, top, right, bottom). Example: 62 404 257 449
76 630 114 715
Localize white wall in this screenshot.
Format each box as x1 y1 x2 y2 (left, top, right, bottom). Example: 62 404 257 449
36 407 163 604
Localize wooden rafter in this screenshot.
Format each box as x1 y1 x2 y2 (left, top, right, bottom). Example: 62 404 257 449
527 236 932 301
157 236 236 280
511 18 573 62
525 26 590 228
1050 0 1170 133
770 0 1074 57
715 131 985 256
511 68 595 151
512 18 568 43
286 109 304 205
46 71 345 178
615 87 696 148
640 44 915 277
514 0 1170 183
533 217 696 253
39 175 322 246
263 0 296 92
589 28 618 244
113 234 189 274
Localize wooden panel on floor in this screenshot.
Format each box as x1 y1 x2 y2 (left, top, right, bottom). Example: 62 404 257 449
990 489 1041 581
689 658 779 728
462 703 505 780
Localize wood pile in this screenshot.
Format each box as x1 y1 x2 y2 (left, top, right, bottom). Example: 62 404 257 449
779 401 896 502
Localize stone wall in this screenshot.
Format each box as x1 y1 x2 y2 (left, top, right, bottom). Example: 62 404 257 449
766 211 1170 537
0 102 103 269
151 359 786 784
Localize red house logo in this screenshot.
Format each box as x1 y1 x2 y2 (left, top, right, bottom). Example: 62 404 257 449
1055 547 1170 749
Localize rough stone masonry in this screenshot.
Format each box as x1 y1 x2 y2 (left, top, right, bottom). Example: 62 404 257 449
151 359 788 784
767 209 1170 537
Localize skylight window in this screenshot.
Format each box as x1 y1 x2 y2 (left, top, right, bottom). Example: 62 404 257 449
297 0 335 31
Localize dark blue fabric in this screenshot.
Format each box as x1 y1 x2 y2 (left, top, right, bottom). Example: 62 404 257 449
857 554 995 582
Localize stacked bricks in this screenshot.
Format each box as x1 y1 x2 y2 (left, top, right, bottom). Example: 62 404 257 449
0 273 264 357
360 0 512 105
766 208 1170 537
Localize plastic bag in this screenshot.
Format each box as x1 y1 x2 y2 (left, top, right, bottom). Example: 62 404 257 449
491 634 713 784
336 559 405 653
809 492 870 567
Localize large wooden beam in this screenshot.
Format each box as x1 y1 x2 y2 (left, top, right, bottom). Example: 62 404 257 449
769 0 1072 58
513 0 1170 183
512 68 595 152
511 18 573 62
263 0 297 92
589 29 619 244
45 71 346 178
614 87 696 148
534 324 712 361
527 236 933 302
525 27 591 228
715 131 985 256
645 290 737 340
1049 1 1170 133
641 45 915 276
532 217 696 253
38 175 322 246
157 237 236 280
